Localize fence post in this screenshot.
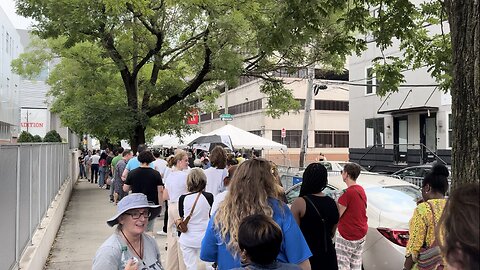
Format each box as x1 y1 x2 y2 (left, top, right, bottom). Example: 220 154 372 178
15 146 21 266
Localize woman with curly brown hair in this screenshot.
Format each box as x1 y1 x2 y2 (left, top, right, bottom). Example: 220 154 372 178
438 183 479 270
200 158 312 270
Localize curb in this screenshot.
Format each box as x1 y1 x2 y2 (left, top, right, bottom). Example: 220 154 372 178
18 178 76 270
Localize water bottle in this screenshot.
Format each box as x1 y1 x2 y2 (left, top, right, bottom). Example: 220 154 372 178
120 246 129 269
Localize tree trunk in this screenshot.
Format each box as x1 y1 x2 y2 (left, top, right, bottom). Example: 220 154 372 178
130 124 147 154
446 0 480 189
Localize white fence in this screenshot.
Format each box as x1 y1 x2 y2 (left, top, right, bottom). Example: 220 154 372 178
0 143 74 270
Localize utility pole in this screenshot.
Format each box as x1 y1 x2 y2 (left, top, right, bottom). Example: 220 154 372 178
224 84 228 125
299 66 314 168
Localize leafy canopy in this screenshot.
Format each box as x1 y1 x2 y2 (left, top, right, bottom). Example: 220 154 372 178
13 0 358 143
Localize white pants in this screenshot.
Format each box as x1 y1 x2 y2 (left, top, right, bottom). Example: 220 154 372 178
179 244 214 270
180 245 200 270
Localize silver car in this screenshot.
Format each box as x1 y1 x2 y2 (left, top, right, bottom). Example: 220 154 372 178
285 173 421 270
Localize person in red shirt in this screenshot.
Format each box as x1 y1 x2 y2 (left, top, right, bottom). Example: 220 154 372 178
335 162 368 270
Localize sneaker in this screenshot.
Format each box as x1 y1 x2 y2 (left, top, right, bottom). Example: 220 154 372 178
156 231 167 236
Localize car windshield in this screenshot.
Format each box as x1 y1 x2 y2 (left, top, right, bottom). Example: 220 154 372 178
365 186 421 214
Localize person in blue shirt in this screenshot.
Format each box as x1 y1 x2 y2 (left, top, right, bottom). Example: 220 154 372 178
200 158 312 270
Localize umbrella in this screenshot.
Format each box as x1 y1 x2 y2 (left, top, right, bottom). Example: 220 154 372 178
188 135 234 151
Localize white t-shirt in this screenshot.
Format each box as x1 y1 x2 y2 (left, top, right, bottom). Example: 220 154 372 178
211 190 229 214
178 192 213 248
203 167 228 196
90 154 100 165
152 159 168 177
164 170 188 203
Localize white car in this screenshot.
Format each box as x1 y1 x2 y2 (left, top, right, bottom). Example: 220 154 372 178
285 173 421 270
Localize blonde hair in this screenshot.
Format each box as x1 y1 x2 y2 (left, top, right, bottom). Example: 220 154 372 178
214 158 282 255
172 150 187 169
187 168 207 192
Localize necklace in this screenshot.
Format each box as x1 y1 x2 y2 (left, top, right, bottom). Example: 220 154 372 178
120 229 146 266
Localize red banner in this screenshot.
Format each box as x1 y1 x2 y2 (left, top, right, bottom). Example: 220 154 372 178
186 109 199 125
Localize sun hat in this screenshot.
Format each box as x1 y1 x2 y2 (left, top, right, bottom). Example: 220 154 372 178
107 193 161 227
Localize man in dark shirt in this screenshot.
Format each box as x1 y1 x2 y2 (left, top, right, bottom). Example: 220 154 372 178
123 150 164 236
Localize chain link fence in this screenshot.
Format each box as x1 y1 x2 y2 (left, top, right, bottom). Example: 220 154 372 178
0 143 73 270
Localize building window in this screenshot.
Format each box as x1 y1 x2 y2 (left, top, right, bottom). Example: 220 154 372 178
6 32 9 54
448 113 453 148
366 67 374 95
272 130 302 148
249 130 262 136
228 99 262 115
200 113 212 122
365 118 384 147
314 131 349 148
314 100 349 111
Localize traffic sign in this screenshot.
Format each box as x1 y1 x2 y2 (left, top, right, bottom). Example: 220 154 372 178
281 128 286 138
220 113 233 121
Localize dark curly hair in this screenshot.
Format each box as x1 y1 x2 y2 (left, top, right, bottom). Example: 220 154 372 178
137 150 155 164
438 183 479 270
299 163 328 197
422 163 449 195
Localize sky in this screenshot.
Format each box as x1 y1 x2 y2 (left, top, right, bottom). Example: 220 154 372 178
0 0 35 29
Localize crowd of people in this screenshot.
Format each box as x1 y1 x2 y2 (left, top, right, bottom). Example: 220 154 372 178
85 145 479 270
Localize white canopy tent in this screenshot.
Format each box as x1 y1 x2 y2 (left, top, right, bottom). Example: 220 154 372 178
205 124 287 150
151 132 203 148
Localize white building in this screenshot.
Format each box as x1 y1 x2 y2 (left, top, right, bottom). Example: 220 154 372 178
0 7 22 143
348 40 452 172
197 70 350 167
16 29 79 147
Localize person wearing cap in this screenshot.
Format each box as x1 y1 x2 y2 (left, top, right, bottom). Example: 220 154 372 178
93 193 164 270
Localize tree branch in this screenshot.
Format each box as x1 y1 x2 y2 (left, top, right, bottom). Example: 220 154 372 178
160 30 207 58
142 56 162 110
146 32 212 117
125 3 165 78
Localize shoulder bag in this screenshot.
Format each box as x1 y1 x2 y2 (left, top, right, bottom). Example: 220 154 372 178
175 192 202 233
417 201 444 270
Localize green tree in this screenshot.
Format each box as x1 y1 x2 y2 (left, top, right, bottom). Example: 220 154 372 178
43 130 62 142
32 135 43 142
13 0 355 153
17 131 34 143
13 0 478 185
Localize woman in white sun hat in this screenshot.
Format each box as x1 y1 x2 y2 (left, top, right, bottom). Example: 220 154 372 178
93 193 164 270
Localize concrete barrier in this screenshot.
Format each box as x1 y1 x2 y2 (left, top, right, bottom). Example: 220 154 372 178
18 178 75 270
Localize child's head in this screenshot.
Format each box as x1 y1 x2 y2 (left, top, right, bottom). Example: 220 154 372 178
238 214 282 265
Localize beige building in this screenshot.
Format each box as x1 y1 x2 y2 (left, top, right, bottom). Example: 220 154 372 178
197 72 350 167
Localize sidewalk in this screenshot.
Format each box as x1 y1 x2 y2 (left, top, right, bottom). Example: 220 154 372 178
44 179 167 269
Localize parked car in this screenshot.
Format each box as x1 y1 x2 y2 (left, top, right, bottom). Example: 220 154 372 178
285 173 421 270
391 164 451 180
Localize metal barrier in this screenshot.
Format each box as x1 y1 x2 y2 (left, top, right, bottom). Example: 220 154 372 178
0 143 71 270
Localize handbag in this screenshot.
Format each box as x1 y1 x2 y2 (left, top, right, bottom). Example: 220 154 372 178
417 201 444 270
175 192 202 233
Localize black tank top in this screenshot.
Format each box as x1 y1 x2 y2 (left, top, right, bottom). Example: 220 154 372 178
299 194 339 270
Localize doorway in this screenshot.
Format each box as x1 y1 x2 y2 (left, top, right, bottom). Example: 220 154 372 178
420 112 437 163
394 116 408 164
